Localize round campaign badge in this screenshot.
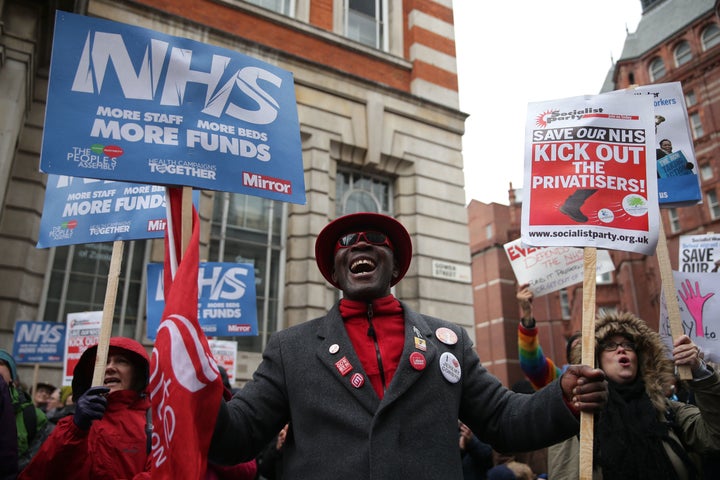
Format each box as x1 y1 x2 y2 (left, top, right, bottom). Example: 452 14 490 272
435 327 458 345
329 343 340 354
409 352 426 371
439 352 461 384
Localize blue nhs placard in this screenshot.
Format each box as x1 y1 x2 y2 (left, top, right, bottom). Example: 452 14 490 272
12 321 66 364
42 11 305 204
146 262 258 339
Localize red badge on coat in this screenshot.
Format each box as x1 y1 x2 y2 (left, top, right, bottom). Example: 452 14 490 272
335 356 353 376
409 352 426 371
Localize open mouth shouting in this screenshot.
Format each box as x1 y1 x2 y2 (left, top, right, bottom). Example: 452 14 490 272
350 257 376 277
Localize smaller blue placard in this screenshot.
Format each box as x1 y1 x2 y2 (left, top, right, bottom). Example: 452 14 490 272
37 175 199 248
12 321 66 363
146 262 258 339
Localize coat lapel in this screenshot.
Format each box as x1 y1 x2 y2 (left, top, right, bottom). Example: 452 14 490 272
315 305 380 415
377 306 437 411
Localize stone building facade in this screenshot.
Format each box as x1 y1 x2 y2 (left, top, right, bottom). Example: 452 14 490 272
0 0 473 386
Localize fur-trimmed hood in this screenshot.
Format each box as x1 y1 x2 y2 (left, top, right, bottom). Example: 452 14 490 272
571 311 676 414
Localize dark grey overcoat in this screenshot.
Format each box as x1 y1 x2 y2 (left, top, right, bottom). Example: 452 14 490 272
209 302 579 479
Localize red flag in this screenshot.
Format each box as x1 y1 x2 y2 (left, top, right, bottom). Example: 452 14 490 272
149 187 223 479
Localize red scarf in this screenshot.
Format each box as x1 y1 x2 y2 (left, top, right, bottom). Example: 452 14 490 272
340 295 404 398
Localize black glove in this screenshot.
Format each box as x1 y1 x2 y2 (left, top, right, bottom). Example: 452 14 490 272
73 386 110 430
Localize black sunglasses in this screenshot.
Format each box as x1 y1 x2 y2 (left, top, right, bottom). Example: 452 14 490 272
336 231 393 249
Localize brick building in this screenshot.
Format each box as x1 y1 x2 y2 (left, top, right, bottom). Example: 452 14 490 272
0 0 473 386
469 0 720 387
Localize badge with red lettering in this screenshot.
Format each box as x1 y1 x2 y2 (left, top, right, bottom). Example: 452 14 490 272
350 372 365 388
439 352 461 383
335 356 353 376
435 327 458 345
409 352 426 371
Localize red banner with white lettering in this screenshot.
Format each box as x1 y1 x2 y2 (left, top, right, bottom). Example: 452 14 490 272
149 187 223 479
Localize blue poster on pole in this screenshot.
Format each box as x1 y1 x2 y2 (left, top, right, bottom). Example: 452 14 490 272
12 321 66 363
146 262 258 339
42 11 305 204
37 175 199 248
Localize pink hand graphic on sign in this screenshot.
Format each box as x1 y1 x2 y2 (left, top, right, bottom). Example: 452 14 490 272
678 279 714 337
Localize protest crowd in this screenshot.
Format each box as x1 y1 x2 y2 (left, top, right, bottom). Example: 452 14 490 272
3 212 719 480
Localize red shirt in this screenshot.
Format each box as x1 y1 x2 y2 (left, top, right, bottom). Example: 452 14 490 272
340 295 404 398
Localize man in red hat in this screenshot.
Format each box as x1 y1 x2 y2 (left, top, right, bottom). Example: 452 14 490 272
209 212 607 480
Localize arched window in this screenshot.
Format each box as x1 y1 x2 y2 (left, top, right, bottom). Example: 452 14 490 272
648 57 666 81
673 40 692 67
702 23 720 51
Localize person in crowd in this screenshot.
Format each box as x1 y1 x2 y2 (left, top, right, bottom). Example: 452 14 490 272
552 311 720 479
0 350 52 473
44 388 61 417
19 337 152 479
516 284 580 391
208 212 608 479
255 423 289 480
46 386 75 425
31 383 55 413
459 421 494 480
1 371 19 480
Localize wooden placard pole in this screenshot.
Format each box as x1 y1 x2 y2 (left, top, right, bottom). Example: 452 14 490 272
656 220 692 380
579 247 597 480
91 240 125 387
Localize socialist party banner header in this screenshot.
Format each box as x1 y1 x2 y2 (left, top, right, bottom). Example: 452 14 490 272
41 11 305 204
37 175 199 248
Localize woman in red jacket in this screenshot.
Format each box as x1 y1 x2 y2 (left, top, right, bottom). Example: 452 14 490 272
20 337 152 480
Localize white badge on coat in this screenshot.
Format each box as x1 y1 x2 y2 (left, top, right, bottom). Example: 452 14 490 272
439 352 461 383
329 343 340 354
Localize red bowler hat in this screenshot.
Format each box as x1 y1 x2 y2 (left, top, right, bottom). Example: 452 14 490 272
315 212 412 289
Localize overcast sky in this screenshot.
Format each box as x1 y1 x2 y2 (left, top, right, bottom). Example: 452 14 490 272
454 1 643 205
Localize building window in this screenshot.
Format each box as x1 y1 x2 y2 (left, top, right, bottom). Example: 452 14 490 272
648 57 666 81
345 0 386 50
41 241 148 339
685 91 697 107
673 40 692 67
668 208 681 233
209 193 287 352
485 223 493 239
701 164 714 181
559 289 570 320
702 23 720 51
244 0 294 15
596 271 613 285
336 170 392 216
708 190 720 220
689 112 704 138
